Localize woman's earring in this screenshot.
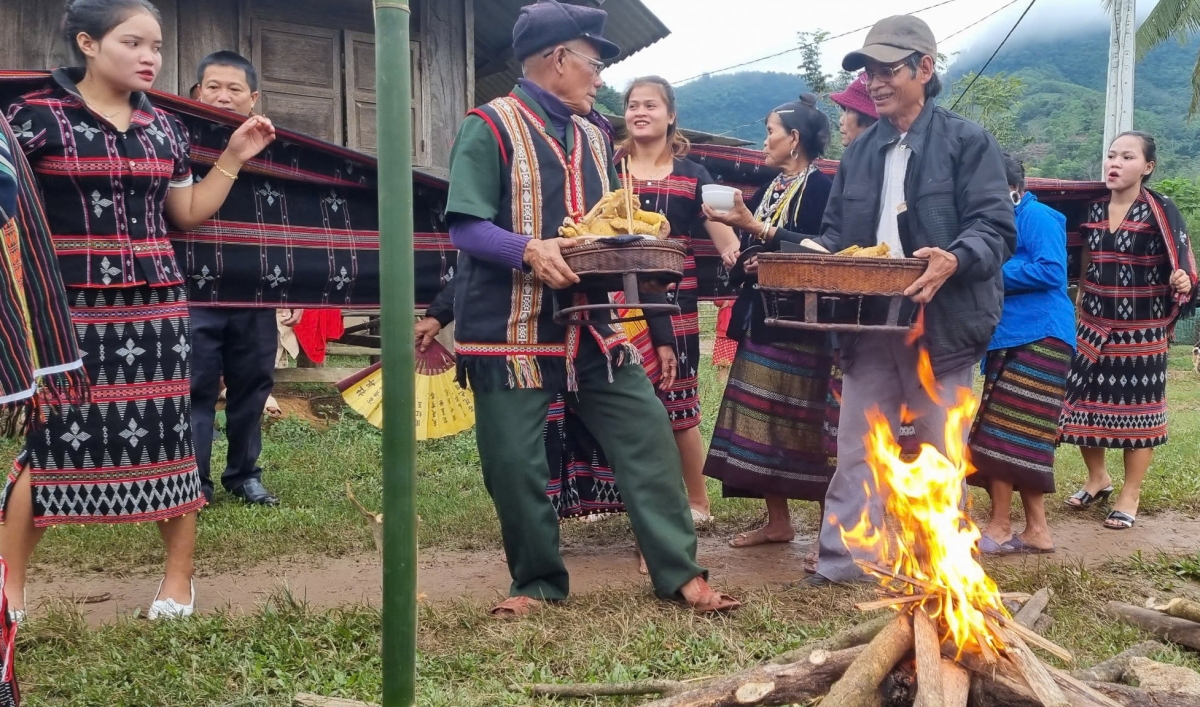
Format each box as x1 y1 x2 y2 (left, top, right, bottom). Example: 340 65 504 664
790 148 799 159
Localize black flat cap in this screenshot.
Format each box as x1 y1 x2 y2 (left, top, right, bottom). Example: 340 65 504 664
513 0 622 63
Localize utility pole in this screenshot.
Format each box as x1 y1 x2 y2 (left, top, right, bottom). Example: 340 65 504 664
1103 0 1136 166
374 0 417 705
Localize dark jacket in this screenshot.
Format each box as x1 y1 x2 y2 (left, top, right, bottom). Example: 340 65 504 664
813 100 1016 377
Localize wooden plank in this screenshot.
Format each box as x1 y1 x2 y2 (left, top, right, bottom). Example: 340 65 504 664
464 0 475 110
912 610 944 707
250 0 374 32
178 0 240 96
326 344 380 357
251 18 343 143
5 0 73 70
152 0 180 95
273 368 362 384
344 30 377 154
423 0 465 168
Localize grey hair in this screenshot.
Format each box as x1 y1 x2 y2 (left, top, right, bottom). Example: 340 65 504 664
903 53 942 100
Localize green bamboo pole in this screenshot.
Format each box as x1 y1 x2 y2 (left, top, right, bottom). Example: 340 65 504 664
374 1 417 705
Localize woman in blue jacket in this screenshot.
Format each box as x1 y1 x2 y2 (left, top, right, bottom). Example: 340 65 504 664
968 155 1076 554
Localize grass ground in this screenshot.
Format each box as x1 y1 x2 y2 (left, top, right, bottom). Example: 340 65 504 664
8 314 1200 705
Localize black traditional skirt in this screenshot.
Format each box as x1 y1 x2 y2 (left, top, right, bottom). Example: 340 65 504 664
4 284 204 526
968 338 1073 493
544 395 624 519
1059 322 1170 449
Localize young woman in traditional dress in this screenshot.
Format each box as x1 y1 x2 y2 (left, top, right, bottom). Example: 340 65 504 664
700 96 834 552
969 155 1075 554
1060 132 1196 530
615 76 740 525
2 0 275 620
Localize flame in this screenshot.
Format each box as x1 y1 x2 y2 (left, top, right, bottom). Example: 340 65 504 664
906 306 926 347
839 386 1009 655
916 348 943 406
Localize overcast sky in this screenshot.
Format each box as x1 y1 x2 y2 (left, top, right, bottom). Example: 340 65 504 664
604 0 1160 89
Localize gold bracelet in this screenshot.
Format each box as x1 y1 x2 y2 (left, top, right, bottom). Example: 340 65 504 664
213 164 238 181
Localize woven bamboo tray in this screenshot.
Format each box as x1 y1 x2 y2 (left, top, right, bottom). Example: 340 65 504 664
561 238 685 293
755 253 926 333
553 238 685 326
757 252 925 295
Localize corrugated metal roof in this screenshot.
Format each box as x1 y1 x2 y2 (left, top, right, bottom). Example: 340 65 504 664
474 0 670 104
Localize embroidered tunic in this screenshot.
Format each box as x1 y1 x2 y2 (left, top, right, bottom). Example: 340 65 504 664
6 69 191 290
3 69 203 525
447 86 630 392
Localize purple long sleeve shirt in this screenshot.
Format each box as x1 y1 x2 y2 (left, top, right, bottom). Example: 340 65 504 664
450 79 613 271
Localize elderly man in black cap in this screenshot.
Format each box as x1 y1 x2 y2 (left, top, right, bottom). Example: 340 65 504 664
804 15 1016 585
444 0 740 616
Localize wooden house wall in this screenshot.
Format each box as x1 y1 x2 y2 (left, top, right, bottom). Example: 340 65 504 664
0 0 472 169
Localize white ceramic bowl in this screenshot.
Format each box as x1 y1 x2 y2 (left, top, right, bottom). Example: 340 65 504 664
701 185 738 212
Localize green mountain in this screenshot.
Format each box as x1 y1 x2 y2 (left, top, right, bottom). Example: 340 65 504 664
669 32 1200 180
673 72 811 144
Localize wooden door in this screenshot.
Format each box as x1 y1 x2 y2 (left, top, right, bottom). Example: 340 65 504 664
251 19 342 143
344 31 430 165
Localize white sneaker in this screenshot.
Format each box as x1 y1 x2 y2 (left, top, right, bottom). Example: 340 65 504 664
148 579 195 621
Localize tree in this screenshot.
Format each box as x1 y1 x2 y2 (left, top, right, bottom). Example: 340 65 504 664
797 30 832 95
948 73 1027 151
595 84 623 116
1115 0 1200 115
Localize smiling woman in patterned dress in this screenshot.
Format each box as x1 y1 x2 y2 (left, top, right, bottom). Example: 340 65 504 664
1 0 275 621
1060 132 1198 530
615 77 740 524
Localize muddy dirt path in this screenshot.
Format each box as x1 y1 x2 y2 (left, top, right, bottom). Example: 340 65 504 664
28 512 1200 625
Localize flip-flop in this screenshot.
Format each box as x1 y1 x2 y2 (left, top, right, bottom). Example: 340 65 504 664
1003 536 1056 555
728 528 794 548
489 596 542 618
687 591 742 614
979 535 1022 556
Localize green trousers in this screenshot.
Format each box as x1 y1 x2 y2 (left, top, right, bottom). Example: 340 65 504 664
473 342 704 601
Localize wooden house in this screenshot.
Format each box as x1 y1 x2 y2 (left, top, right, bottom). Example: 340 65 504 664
0 0 670 173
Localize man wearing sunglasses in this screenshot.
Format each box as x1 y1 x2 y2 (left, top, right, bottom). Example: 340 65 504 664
443 0 740 617
805 15 1016 585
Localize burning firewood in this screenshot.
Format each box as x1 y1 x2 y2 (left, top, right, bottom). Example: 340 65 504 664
912 609 944 707
821 614 913 707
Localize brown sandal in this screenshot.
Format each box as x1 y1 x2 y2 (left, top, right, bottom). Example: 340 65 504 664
688 591 743 614
489 596 542 618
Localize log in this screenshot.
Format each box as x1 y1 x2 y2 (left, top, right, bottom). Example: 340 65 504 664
822 614 914 707
1034 615 1055 635
1105 601 1200 651
912 610 944 707
967 657 1124 707
939 659 970 707
1164 597 1200 625
640 645 866 707
1069 641 1164 683
1014 587 1053 630
1087 682 1200 707
1000 628 1069 707
522 680 692 698
769 614 893 665
293 695 379 707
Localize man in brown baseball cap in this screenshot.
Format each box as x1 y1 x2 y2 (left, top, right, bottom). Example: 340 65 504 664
804 15 1016 586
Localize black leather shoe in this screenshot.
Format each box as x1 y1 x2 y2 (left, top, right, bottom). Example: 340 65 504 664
230 479 280 506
